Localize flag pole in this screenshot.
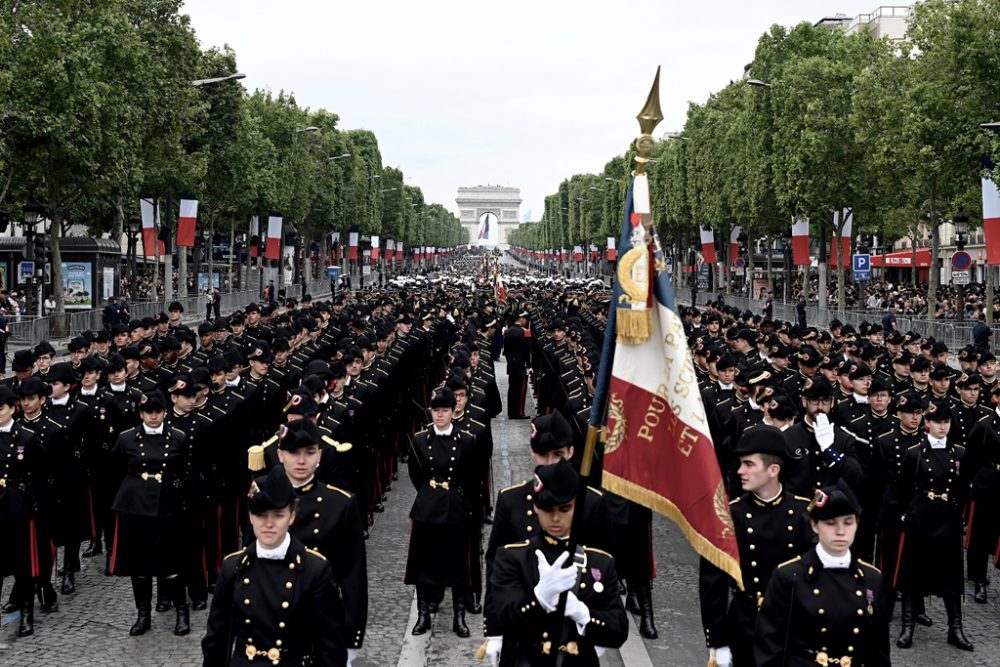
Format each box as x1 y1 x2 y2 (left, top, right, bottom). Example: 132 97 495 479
546 68 663 667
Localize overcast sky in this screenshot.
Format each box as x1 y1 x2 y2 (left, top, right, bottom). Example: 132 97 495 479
182 1 897 220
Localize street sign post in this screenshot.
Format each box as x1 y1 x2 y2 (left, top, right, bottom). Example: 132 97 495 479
18 261 34 284
951 251 972 271
952 270 970 285
852 254 872 281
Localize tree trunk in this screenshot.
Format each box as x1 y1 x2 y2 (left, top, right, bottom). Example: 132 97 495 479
766 237 774 297
928 186 939 321
50 209 66 337
112 196 124 242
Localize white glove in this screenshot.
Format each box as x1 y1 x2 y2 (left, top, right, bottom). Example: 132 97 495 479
565 591 591 634
346 649 357 666
533 550 577 611
814 413 835 451
711 646 733 667
485 636 503 666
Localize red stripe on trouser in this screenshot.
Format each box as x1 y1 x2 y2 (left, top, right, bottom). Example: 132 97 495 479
964 501 975 550
110 514 120 573
88 487 97 538
893 532 906 589
29 519 40 578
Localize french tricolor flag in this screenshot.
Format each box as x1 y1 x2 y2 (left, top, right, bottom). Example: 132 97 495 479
983 177 1000 265
792 217 810 266
140 198 163 257
729 227 742 266
348 232 359 261
177 198 198 247
371 235 380 262
829 210 852 268
265 215 282 260
249 216 260 258
699 228 716 264
396 242 404 261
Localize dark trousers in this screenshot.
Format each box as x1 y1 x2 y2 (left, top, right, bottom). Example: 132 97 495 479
506 371 527 418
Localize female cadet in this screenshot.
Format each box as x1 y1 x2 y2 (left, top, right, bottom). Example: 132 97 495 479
754 479 891 667
202 465 347 667
109 390 190 637
275 417 368 665
405 386 477 637
894 400 974 651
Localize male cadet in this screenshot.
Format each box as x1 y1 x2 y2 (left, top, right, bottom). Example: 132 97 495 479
949 372 990 448
486 459 627 667
781 376 863 497
503 309 531 419
167 301 184 332
699 425 814 667
484 413 617 650
977 351 999 405
963 383 1000 604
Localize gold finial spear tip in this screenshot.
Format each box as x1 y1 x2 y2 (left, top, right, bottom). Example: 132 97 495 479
636 66 663 136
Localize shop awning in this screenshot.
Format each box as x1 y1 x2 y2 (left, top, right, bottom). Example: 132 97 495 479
869 248 931 268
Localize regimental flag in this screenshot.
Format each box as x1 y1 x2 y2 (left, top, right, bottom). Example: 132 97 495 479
494 270 507 304
699 228 716 264
177 198 198 248
829 210 852 269
792 217 811 266
265 215 282 260
250 216 260 258
139 198 164 257
593 173 742 589
729 226 742 266
348 232 359 261
371 235 380 262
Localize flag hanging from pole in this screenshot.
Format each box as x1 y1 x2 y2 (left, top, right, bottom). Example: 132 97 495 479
139 198 164 257
829 210 852 269
265 215 282 260
177 198 198 248
348 232 359 261
699 228 717 264
983 177 1000 265
792 217 810 266
593 173 742 588
250 216 260 258
729 226 742 266
371 235 380 262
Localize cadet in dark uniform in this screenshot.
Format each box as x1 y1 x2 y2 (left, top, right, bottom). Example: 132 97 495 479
108 391 190 637
754 480 891 667
503 310 531 419
274 418 368 662
699 425 814 667
406 387 477 637
964 383 1000 604
202 465 348 667
895 400 974 652
488 459 628 666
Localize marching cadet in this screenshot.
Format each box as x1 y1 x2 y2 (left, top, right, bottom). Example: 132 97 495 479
108 391 190 637
895 400 974 651
274 418 368 662
0 384 44 636
977 351 999 405
202 465 348 667
699 425 814 667
949 372 989 447
406 387 477 638
754 479 891 667
503 309 531 419
2 348 37 391
781 376 864 497
964 383 1000 604
487 459 628 666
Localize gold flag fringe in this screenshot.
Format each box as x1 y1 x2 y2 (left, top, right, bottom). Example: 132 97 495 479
616 307 652 344
603 470 744 590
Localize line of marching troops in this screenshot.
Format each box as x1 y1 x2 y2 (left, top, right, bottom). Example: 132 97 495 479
686 303 1000 666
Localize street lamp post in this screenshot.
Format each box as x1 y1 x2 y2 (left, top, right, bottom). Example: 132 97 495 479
127 214 141 294
953 207 969 322
21 209 38 317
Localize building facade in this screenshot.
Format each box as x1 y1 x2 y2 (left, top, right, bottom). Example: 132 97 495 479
456 186 522 248
815 5 910 43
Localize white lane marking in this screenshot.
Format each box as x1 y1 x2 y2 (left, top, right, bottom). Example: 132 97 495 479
396 591 430 667
619 612 657 667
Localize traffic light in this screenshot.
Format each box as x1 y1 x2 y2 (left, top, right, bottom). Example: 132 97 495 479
33 236 47 263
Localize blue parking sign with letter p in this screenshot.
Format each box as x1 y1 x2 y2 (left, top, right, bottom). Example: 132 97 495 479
852 254 870 272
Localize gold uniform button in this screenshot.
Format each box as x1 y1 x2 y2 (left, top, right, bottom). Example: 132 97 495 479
317 497 323 503
245 618 251 625
853 627 860 635
786 525 793 531
279 622 286 629
580 582 587 589
818 608 825 615
750 561 757 568
527 526 533 532
856 609 863 616
749 544 756 551
747 527 754 534
244 598 251 605
286 582 293 589
855 590 863 597
313 528 320 535
314 512 320 518
281 601 289 609
276 640 283 647
813 589 821 597
746 513 752 519
526 510 533 516
243 578 250 585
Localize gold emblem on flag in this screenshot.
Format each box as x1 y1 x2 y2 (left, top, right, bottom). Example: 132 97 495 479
604 393 627 454
714 480 735 538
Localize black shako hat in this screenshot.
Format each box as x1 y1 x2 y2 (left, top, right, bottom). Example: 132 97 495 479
531 459 580 510
530 412 574 454
808 479 861 520
247 465 296 514
429 386 456 410
277 418 322 452
732 424 788 461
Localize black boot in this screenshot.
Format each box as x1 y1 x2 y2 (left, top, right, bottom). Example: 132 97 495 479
914 595 933 627
155 577 171 612
973 582 988 604
411 589 432 636
17 602 34 637
39 583 59 613
634 580 658 639
465 591 483 615
60 572 75 595
625 586 640 614
171 578 190 636
129 577 153 636
896 594 915 649
944 595 974 651
452 591 470 638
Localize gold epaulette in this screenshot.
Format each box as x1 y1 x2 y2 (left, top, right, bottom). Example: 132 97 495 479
223 547 246 560
500 481 527 494
583 546 613 558
321 435 352 453
170 428 185 438
413 428 429 438
729 496 743 506
248 434 278 471
858 559 881 573
503 540 530 549
587 485 604 497
793 495 812 503
841 426 868 444
777 555 802 569
470 419 485 428
325 484 353 498
305 547 327 561
121 427 137 435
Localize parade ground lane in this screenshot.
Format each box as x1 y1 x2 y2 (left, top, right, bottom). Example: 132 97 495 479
2 359 999 665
